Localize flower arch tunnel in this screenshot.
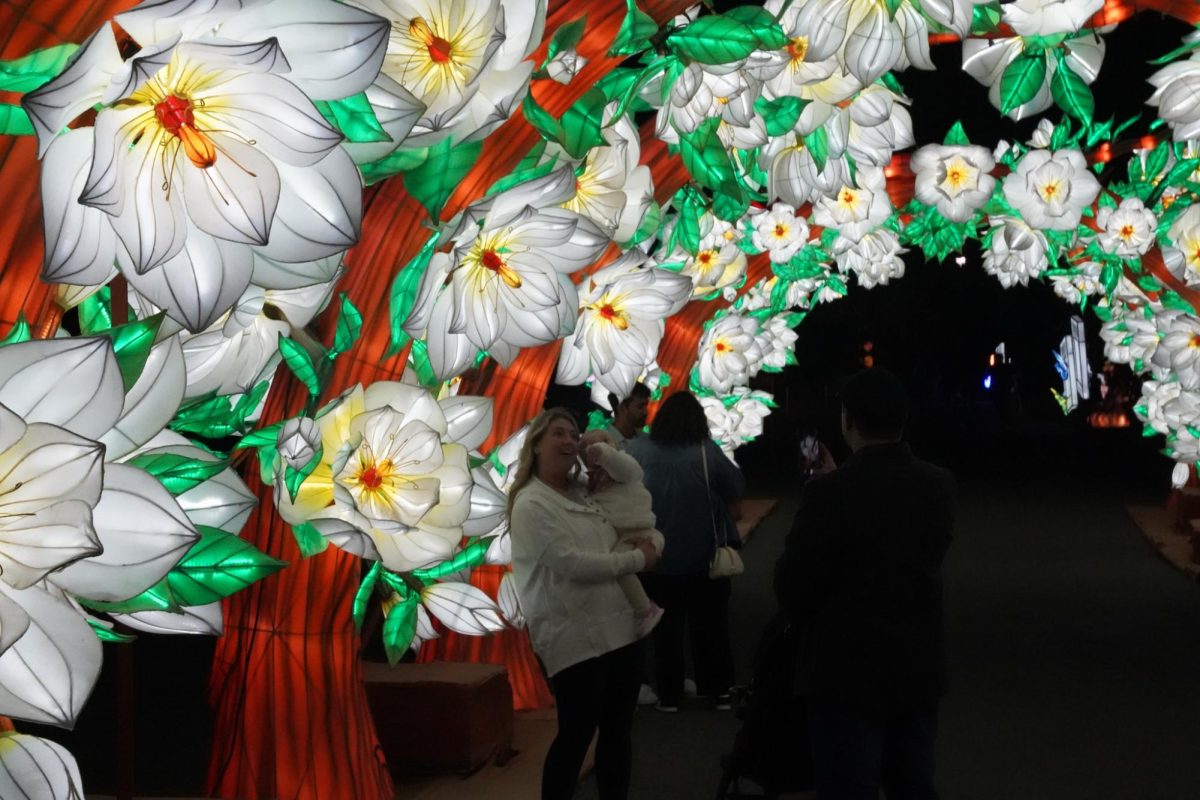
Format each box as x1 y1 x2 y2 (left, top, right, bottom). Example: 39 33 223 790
1 0 1200 798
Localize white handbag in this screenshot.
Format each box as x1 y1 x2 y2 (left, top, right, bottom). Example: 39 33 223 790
702 444 744 579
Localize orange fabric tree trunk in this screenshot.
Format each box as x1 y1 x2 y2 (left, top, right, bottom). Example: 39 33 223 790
206 2 693 794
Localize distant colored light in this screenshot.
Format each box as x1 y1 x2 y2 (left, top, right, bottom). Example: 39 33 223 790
983 374 993 391
989 354 996 367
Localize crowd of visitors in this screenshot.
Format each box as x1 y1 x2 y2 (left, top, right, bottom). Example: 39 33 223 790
508 369 956 800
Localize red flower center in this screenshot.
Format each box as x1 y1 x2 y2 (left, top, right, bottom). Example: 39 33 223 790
154 95 194 135
482 250 504 271
360 466 383 490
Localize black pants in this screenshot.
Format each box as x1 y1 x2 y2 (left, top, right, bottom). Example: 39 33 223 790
807 703 939 800
544 641 642 800
640 573 734 706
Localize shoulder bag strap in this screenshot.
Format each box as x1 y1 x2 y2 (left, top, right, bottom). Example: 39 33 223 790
701 442 724 548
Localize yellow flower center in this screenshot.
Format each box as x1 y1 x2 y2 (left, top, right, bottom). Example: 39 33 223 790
839 189 858 208
1038 179 1062 202
352 456 394 495
591 299 630 330
786 36 809 66
773 223 788 239
409 17 454 64
715 339 729 353
1119 224 1136 241
464 231 524 290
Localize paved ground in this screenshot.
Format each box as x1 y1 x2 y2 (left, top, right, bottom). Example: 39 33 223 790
578 424 1200 799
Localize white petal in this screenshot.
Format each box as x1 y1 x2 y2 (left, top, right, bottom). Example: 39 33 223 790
254 146 361 263
195 72 342 167
99 338 186 461
22 27 123 156
0 583 101 728
0 732 85 798
425 291 479 381
341 74 426 164
176 464 257 533
53 463 198 603
39 129 118 287
0 591 30 657
463 467 505 537
497 571 524 628
251 251 343 290
180 133 280 247
421 581 506 635
438 396 493 451
123 228 254 333
215 0 389 100
110 602 223 635
0 338 123 439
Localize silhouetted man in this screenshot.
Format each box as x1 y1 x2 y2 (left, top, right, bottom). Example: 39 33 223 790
775 368 955 800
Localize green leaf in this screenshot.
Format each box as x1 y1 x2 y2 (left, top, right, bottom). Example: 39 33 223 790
670 187 704 255
560 88 608 159
330 293 363 358
522 91 564 143
1050 52 1093 123
383 592 419 665
411 538 491 581
803 127 829 172
402 137 484 219
547 16 587 62
166 526 286 607
723 6 789 49
943 121 970 147
87 619 136 643
712 183 749 222
235 422 285 451
754 95 809 137
78 287 113 334
1149 157 1200 207
0 104 33 136
0 313 30 345
313 92 389 143
0 44 79 93
407 339 443 390
359 146 429 186
388 231 442 356
353 562 383 632
677 117 737 195
1150 36 1200 66
169 381 270 439
969 1 1003 35
283 444 322 504
281 337 322 398
81 579 181 615
999 50 1047 115
101 313 164 391
609 0 658 57
667 15 760 65
125 452 229 496
291 521 329 559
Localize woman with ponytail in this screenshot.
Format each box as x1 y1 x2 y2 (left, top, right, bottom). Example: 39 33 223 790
508 408 660 800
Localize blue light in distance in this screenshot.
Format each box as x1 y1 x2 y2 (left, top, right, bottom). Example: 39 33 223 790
983 374 993 391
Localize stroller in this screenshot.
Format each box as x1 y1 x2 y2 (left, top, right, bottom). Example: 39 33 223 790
716 614 814 799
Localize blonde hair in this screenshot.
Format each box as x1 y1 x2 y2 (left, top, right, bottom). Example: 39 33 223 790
505 408 580 522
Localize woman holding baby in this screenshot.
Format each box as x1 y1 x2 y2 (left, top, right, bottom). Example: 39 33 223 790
508 408 661 800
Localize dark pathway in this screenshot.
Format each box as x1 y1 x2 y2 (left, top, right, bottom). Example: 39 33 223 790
580 424 1200 799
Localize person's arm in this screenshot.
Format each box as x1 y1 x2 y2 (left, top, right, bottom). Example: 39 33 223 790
592 442 643 484
774 479 837 622
511 495 646 583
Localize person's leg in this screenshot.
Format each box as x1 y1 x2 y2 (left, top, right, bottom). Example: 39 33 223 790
642 573 685 706
544 657 604 800
880 704 939 800
594 642 643 799
688 575 734 700
807 703 885 800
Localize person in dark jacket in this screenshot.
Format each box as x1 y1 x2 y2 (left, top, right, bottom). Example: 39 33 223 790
626 390 744 712
775 368 955 800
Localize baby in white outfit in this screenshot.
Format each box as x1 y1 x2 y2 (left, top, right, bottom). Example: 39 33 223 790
579 429 665 638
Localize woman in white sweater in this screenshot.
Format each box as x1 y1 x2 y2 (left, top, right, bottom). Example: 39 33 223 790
508 408 660 800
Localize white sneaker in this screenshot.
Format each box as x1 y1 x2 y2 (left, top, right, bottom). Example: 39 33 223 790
637 684 658 706
683 679 697 697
